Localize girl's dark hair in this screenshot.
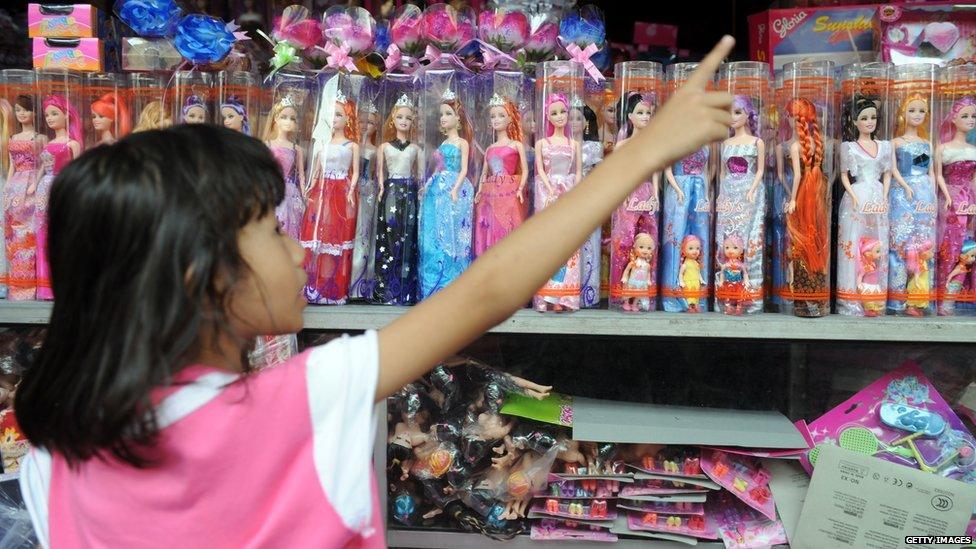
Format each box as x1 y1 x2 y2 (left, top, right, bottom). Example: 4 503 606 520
842 94 880 142
15 95 33 112
580 105 599 142
15 124 284 467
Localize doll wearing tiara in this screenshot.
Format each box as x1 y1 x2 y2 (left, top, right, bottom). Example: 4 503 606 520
533 93 583 312
372 93 422 305
301 90 360 305
418 89 474 300
474 93 529 257
350 102 380 300
264 95 306 239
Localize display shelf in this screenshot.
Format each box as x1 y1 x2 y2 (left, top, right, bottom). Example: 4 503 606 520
0 301 53 325
301 305 976 343
387 529 732 548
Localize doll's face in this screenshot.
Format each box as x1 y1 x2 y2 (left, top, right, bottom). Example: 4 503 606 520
731 104 750 130
45 105 66 130
547 100 568 129
364 112 379 138
91 109 112 132
963 249 976 266
275 106 298 133
864 243 882 262
954 105 976 132
683 240 701 260
14 103 33 124
221 106 244 131
854 106 877 136
634 234 654 259
570 109 585 135
489 105 510 132
629 101 653 130
392 107 414 132
904 99 926 128
439 103 459 131
724 240 743 260
184 105 206 124
603 102 616 126
333 107 348 130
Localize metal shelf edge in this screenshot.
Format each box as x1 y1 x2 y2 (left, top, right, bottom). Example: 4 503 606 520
387 529 730 548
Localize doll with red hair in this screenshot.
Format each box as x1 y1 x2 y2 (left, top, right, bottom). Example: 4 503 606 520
90 93 130 146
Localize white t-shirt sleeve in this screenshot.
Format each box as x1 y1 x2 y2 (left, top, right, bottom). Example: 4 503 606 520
18 447 52 549
305 330 380 537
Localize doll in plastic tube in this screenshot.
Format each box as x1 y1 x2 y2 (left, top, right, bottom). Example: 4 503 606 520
474 94 529 257
181 95 207 124
610 92 659 312
837 95 891 317
5 95 45 300
662 145 711 312
533 93 583 312
936 97 976 316
677 235 706 313
599 88 617 157
785 98 830 317
716 232 750 315
855 237 885 316
418 89 474 300
34 94 82 300
350 102 379 301
714 95 765 315
220 96 250 135
573 99 603 308
133 101 171 133
301 91 361 305
90 93 130 146
263 96 306 239
889 94 940 315
372 93 422 305
943 240 976 315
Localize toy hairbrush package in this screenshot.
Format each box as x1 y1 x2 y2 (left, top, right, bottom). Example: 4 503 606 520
217 71 258 138
701 449 775 520
170 71 212 126
715 61 770 316
888 63 940 317
266 71 312 242
661 62 713 314
533 60 584 313
936 64 976 317
837 62 893 318
779 60 835 318
37 69 84 301
609 61 663 313
803 362 976 486
84 73 128 149
2 69 41 301
129 73 169 133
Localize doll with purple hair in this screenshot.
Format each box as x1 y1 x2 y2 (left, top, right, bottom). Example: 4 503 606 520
33 94 82 300
533 92 583 312
714 94 765 315
936 96 976 315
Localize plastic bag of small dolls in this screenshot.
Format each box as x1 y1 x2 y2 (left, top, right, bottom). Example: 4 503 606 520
170 70 212 126
416 66 478 301
778 60 836 318
609 61 663 313
661 62 714 314
887 63 939 317
84 73 128 149
715 61 771 316
936 64 976 317
532 60 585 313
836 62 893 318
369 72 422 305
36 69 85 301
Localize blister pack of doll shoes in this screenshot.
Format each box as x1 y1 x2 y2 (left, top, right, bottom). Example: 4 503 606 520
530 517 618 542
626 507 718 539
700 449 776 520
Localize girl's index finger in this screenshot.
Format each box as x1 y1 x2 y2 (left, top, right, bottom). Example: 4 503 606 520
686 36 736 90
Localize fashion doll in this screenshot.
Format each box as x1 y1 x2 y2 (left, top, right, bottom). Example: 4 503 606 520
717 233 750 315
350 103 380 300
418 89 474 300
181 95 207 124
662 145 710 312
837 95 891 317
372 93 422 305
474 94 529 257
301 92 361 304
573 99 603 308
263 96 306 239
133 101 171 132
90 93 130 145
5 95 44 300
220 95 250 135
936 97 976 315
533 93 583 312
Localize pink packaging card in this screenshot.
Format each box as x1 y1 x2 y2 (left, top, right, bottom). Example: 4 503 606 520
28 4 97 38
33 38 102 72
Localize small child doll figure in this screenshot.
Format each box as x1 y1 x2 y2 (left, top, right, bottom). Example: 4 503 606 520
717 233 750 316
856 237 885 317
620 232 655 312
678 235 706 313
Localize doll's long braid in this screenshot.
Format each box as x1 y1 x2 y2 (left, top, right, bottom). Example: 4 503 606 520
786 98 828 274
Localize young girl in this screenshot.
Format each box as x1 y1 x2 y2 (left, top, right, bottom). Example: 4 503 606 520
15 38 735 548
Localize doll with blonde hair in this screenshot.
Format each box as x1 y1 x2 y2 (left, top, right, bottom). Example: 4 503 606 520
133 101 171 133
620 230 655 312
263 96 306 238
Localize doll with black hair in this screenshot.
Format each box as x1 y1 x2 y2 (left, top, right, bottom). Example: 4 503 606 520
572 98 604 308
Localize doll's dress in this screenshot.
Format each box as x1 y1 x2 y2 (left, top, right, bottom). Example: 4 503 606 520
610 179 658 311
35 141 72 301
418 142 473 300
625 257 652 312
533 142 580 311
662 146 710 312
4 138 38 300
474 144 526 257
681 259 703 309
372 142 421 305
301 141 356 305
715 139 764 314
836 140 891 316
579 140 603 308
269 142 305 239
937 146 976 314
350 145 377 300
889 141 935 313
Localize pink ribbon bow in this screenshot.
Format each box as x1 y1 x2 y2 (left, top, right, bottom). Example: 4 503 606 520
321 42 358 73
479 41 517 70
565 43 604 82
385 43 402 71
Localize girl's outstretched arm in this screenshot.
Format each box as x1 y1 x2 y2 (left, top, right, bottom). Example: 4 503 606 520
375 36 736 401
